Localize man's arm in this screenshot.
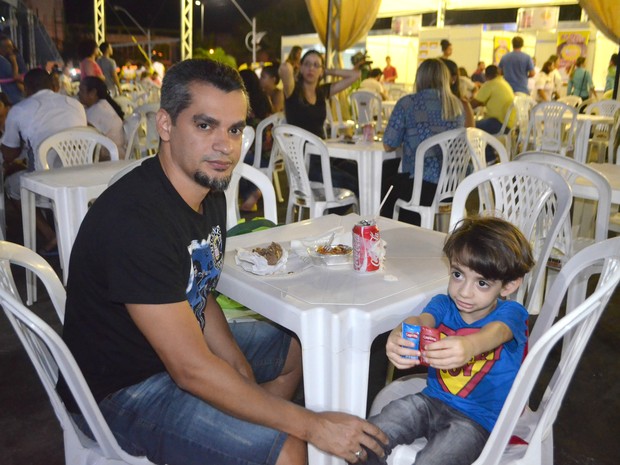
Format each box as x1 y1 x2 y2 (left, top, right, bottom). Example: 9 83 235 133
125 299 388 459
423 321 513 369
279 62 295 98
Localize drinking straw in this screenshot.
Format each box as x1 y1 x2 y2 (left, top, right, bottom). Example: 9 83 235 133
377 185 394 217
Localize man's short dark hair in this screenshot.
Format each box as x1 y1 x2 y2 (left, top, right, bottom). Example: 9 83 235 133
443 216 535 284
440 39 451 51
368 68 382 79
100 42 110 54
512 36 524 49
485 65 499 80
160 58 248 124
23 68 54 95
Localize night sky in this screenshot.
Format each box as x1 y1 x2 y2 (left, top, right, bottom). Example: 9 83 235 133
63 0 292 32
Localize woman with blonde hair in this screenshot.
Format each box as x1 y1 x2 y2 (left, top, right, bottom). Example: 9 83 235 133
380 58 465 224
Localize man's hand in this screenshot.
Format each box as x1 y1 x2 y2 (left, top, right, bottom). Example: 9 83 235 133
307 411 388 463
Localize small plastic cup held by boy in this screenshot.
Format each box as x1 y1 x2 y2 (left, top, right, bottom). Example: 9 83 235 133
401 323 440 365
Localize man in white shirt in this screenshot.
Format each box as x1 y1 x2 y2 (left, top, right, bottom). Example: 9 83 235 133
1 68 87 251
360 68 388 100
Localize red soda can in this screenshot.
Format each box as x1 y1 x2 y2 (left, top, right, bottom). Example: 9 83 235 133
419 326 440 366
352 219 381 272
362 123 375 142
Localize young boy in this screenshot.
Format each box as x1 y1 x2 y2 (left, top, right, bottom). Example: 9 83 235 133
365 217 535 465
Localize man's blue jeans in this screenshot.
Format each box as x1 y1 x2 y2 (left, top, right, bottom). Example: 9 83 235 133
73 321 292 465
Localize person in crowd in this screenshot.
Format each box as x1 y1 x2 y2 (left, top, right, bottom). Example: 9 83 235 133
0 91 10 136
58 58 388 465
458 67 477 101
527 56 540 95
238 68 273 212
360 68 388 100
380 58 465 225
471 65 515 162
440 39 453 60
498 36 535 95
604 53 617 94
78 39 104 80
281 49 362 198
58 63 75 95
1 68 87 253
0 35 25 104
567 56 597 102
78 76 126 158
547 54 563 100
364 216 534 465
533 60 555 103
279 45 302 84
260 64 284 113
97 42 121 96
441 58 475 128
383 56 397 83
471 61 486 87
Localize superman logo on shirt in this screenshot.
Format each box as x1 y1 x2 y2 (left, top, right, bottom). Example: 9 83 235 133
435 325 504 398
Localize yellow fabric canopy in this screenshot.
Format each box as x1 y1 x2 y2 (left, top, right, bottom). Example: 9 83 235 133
304 0 381 51
580 0 620 43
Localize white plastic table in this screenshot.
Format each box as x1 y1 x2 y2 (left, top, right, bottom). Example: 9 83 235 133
20 160 136 302
572 163 620 203
217 214 449 465
325 140 399 217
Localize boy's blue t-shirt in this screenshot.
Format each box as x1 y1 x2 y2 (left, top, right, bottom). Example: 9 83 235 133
422 294 528 431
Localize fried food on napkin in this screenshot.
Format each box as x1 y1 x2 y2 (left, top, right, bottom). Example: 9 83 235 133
252 242 283 265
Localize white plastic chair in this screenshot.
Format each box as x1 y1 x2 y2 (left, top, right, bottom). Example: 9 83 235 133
512 94 536 156
449 161 573 314
112 95 136 119
349 89 383 132
325 95 355 139
370 236 620 465
225 163 278 229
393 128 479 231
585 99 620 163
557 95 582 108
122 113 142 160
253 113 285 202
38 127 120 170
490 102 516 156
0 286 156 465
466 127 509 168
387 87 407 101
273 124 358 223
524 101 577 156
134 103 160 157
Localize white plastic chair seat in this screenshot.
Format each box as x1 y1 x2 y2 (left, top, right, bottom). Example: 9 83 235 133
370 237 620 465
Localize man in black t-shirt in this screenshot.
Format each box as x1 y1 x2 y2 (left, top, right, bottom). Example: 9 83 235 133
61 58 387 465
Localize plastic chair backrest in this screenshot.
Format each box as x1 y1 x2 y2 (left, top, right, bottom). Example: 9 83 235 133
349 90 383 131
525 101 577 155
472 237 620 465
0 288 155 465
557 95 582 108
395 128 479 230
512 94 536 150
134 103 160 156
253 112 284 173
123 113 142 160
449 161 572 313
38 127 120 170
225 163 278 229
586 100 620 158
495 101 515 138
466 127 509 168
0 241 66 318
515 152 611 251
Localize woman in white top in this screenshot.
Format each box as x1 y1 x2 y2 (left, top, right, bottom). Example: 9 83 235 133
78 76 126 158
533 60 555 103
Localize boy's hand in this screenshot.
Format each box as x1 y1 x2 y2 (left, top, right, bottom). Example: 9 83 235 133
385 326 421 369
421 336 476 370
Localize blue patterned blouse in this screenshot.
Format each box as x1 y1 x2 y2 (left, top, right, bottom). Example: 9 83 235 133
383 89 464 183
